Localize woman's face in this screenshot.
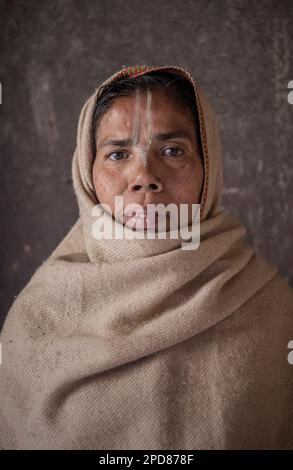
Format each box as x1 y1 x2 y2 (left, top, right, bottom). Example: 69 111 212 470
92 88 204 232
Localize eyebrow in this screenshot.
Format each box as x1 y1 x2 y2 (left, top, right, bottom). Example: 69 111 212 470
97 130 193 149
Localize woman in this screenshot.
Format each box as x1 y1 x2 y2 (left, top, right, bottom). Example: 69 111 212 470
0 64 292 450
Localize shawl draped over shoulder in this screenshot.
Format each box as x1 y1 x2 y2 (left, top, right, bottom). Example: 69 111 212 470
0 64 293 450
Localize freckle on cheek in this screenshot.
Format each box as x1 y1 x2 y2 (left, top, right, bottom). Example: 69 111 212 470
95 174 121 199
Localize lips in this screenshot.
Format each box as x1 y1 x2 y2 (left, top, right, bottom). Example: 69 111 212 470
124 205 163 218
124 205 159 230
125 209 151 218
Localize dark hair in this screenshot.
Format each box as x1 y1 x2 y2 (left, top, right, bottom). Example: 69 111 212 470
91 71 203 159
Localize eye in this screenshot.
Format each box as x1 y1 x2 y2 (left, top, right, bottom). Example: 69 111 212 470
162 146 184 157
106 151 129 161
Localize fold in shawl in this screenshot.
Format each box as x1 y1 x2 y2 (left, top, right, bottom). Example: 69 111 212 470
1 65 293 450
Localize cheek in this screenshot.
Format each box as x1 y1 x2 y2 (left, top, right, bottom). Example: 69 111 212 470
92 164 125 203
165 160 204 203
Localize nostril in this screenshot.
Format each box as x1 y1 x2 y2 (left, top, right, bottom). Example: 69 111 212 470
149 183 158 190
131 182 162 192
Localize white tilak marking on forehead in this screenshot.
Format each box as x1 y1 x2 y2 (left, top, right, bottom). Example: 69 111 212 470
146 88 153 148
136 88 152 168
132 89 141 145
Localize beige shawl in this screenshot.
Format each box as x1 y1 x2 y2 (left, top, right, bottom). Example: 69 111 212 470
1 65 293 450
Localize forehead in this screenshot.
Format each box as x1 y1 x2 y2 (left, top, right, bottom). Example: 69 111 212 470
96 89 196 138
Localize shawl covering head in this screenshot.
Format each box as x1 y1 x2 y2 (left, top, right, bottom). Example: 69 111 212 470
0 64 293 450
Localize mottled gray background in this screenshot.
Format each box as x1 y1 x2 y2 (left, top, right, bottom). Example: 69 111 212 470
0 0 292 328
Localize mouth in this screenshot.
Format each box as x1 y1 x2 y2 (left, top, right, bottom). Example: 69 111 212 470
124 208 157 230
123 205 170 231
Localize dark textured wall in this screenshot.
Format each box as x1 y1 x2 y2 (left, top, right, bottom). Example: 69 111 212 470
0 0 292 328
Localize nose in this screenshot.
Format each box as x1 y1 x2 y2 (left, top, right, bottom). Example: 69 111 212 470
128 165 163 194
